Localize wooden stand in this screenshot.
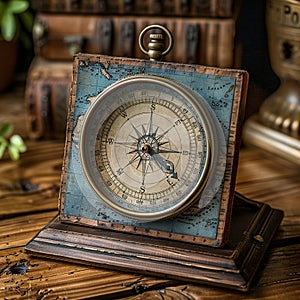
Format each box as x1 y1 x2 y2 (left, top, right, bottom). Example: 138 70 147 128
25 192 283 292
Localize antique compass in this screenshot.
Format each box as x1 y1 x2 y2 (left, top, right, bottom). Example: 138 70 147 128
80 72 225 222
26 25 283 291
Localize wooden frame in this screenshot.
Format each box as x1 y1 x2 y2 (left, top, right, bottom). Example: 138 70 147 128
58 54 248 247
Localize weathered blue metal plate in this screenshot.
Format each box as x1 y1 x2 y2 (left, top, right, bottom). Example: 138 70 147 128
60 54 248 247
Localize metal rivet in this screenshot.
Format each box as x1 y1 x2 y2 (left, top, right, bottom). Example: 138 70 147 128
253 234 264 243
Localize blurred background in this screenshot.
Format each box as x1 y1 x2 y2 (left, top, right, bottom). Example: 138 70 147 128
0 0 281 140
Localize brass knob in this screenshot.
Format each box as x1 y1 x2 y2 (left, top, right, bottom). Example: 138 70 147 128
138 25 173 61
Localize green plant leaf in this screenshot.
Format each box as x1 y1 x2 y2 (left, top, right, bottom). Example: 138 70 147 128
7 0 29 14
10 134 26 152
0 137 8 159
0 122 13 137
1 10 16 41
0 123 26 161
8 143 20 161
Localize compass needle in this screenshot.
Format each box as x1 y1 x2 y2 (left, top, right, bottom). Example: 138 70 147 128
153 126 159 137
129 134 139 141
127 148 138 155
158 140 169 147
156 125 175 142
114 141 137 153
122 153 140 170
114 141 136 146
147 107 154 136
158 148 181 154
142 125 147 135
151 151 176 176
141 158 151 185
129 120 143 139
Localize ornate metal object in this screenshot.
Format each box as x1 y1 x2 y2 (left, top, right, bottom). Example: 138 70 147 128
259 0 300 137
243 0 300 164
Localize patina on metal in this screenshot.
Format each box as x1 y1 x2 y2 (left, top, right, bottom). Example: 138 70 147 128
259 0 300 137
243 0 300 165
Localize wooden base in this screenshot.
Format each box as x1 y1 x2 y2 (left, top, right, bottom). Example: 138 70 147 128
25 192 283 292
243 116 300 165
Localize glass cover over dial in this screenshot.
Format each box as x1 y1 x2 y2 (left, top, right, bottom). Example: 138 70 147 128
80 74 221 221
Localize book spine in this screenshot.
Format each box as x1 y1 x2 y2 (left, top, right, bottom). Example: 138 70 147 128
33 14 236 67
205 21 219 67
217 20 235 67
32 0 235 17
25 58 73 139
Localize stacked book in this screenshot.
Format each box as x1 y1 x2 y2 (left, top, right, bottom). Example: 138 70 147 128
26 0 239 139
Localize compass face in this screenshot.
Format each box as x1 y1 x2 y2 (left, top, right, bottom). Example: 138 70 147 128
80 75 220 221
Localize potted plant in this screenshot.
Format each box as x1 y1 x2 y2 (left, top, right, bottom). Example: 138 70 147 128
0 122 26 160
0 0 33 91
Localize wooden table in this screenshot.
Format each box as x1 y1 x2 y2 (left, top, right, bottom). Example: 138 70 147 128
0 88 299 299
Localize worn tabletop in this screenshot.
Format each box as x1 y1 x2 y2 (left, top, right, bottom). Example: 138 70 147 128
0 89 299 299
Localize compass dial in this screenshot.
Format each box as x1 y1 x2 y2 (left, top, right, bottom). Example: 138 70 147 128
80 75 221 221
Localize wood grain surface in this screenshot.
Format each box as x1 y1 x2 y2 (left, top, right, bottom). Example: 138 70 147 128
0 90 299 299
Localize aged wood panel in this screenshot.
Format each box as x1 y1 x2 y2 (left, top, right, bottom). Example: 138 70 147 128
0 140 63 218
0 247 172 299
0 212 57 250
1 244 299 299
236 148 300 216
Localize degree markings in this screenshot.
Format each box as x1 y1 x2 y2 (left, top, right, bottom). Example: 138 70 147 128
96 95 205 209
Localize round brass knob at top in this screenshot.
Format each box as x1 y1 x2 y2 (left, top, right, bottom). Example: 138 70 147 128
138 24 173 61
